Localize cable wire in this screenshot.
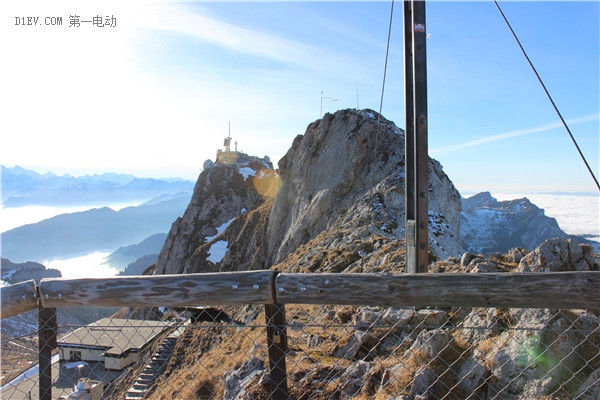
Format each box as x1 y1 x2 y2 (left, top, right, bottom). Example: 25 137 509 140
494 0 600 191
374 0 395 159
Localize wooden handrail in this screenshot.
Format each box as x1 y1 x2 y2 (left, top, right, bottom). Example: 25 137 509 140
274 271 600 309
2 271 599 319
38 270 275 308
1 279 38 319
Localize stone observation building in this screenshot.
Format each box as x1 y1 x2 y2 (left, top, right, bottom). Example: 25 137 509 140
204 134 271 169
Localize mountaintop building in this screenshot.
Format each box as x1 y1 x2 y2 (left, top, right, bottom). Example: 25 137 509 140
57 318 173 370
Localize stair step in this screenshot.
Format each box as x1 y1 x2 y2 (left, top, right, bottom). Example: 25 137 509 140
133 383 149 390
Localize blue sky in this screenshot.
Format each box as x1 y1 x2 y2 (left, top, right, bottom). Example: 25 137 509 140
1 0 598 194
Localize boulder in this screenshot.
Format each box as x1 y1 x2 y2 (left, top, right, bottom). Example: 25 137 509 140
408 329 451 360
338 360 373 398
518 238 588 272
456 352 487 398
223 357 266 400
411 366 438 399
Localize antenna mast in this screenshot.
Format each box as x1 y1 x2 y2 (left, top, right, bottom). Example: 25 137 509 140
224 122 232 152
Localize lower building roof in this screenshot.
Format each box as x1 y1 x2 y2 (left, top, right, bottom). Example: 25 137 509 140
58 318 172 357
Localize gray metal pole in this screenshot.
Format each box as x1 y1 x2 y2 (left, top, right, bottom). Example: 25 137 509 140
404 0 429 273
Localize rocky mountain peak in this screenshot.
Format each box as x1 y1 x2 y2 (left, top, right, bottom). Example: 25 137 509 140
156 108 463 276
460 192 579 255
156 159 280 275
267 108 463 265
461 191 497 209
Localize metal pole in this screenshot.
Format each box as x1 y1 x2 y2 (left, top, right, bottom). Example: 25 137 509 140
39 306 57 400
320 91 323 117
404 0 429 273
265 303 289 400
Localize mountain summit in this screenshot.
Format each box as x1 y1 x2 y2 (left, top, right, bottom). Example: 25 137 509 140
156 109 463 275
125 109 600 400
460 192 589 254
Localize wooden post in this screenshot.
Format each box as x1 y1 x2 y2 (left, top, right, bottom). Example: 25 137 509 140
265 303 289 400
404 0 417 273
38 306 57 400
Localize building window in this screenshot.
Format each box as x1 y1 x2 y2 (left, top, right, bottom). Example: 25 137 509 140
70 351 82 361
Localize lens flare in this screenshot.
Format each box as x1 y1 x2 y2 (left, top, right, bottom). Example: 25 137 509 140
517 335 554 371
253 170 282 198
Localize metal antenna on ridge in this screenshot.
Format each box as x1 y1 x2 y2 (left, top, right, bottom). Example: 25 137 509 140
225 122 232 152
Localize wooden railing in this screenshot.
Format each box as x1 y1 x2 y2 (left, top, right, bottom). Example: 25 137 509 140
4 270 599 318
2 270 599 400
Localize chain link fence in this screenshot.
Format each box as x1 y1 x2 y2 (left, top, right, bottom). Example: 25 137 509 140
2 302 599 399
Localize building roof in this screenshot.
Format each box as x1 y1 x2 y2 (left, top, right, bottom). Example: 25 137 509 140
58 318 172 357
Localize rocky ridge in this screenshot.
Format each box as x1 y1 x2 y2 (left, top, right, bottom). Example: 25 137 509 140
0 258 61 284
130 238 599 400
156 109 463 276
129 108 599 399
460 191 590 254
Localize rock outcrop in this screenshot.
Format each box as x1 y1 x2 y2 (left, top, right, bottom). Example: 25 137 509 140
267 109 463 265
0 257 61 284
156 109 463 276
460 191 583 254
156 159 278 275
518 238 600 272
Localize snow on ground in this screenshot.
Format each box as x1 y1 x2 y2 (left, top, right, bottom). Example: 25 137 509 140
207 240 228 264
0 355 59 391
238 167 256 181
205 217 236 242
64 361 89 370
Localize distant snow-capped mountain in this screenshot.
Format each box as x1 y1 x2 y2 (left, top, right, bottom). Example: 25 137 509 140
1 165 194 206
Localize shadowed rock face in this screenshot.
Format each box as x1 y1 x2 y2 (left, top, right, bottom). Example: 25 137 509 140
266 108 463 265
460 192 585 255
156 108 463 276
156 160 277 275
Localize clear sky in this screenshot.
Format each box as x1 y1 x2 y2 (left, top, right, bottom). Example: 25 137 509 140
2 0 598 194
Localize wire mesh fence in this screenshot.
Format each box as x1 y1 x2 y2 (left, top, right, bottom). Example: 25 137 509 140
1 303 599 400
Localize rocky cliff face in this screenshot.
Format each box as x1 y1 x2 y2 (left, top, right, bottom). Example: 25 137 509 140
460 191 576 254
156 159 278 275
129 109 600 400
267 109 463 266
155 109 463 276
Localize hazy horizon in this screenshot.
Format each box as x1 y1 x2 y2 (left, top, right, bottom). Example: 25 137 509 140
2 1 598 192
3 163 599 196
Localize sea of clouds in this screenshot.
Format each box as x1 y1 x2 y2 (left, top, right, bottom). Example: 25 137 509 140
1 194 598 279
494 193 599 243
